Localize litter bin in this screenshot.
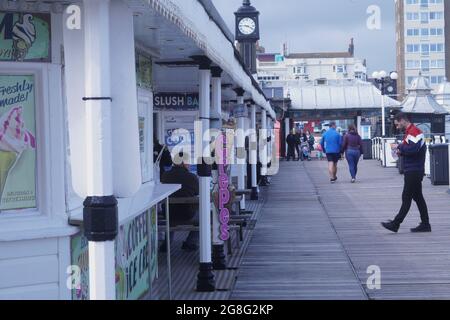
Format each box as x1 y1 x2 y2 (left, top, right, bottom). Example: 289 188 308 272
362 139 373 160
429 144 449 186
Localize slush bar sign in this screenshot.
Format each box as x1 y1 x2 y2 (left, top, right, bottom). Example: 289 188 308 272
153 93 199 111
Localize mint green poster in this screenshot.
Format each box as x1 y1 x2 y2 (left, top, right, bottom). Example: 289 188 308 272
0 12 51 62
115 211 150 300
0 75 36 211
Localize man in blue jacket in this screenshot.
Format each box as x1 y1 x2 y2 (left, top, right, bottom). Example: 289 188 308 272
321 122 342 183
381 112 431 233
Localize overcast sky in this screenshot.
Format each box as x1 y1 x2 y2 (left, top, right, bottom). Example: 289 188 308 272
212 0 396 74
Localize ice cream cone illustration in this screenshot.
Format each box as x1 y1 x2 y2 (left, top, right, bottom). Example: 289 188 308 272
0 106 36 199
12 14 36 61
0 151 17 196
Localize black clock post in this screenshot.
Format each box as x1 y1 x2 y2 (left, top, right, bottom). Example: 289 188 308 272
235 0 260 74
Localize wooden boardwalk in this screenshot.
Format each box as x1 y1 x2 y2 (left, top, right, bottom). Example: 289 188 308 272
231 159 450 300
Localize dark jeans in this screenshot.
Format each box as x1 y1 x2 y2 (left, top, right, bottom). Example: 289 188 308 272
346 149 361 179
394 172 429 225
295 145 301 160
287 146 296 160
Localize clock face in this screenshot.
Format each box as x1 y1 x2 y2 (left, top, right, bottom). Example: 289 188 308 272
387 86 394 93
238 17 256 35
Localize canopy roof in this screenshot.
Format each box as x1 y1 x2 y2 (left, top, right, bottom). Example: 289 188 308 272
400 74 448 115
289 79 400 111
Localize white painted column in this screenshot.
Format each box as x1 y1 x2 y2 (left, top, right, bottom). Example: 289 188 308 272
196 60 215 291
84 0 115 300
260 109 268 177
381 95 386 137
267 116 273 174
210 67 226 270
250 103 258 199
448 142 450 194
236 93 246 210
285 117 290 158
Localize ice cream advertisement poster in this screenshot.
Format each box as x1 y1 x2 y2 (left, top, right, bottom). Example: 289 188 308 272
115 211 150 300
0 12 51 62
71 208 155 300
0 75 37 211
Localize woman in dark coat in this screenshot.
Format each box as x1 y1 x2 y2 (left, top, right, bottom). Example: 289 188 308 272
342 124 364 183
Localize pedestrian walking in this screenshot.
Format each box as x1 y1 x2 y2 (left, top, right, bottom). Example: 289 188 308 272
294 129 303 161
320 122 342 183
286 130 297 161
381 112 431 233
342 124 363 183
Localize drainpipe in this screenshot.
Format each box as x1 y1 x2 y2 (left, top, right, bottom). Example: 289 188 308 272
82 0 117 300
210 67 227 270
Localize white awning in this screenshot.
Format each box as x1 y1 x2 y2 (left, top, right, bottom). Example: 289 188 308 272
142 0 276 118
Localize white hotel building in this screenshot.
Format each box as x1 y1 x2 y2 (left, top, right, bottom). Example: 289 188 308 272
256 39 367 93
396 0 449 98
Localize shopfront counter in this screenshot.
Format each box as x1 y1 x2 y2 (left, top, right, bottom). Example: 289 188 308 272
68 183 180 300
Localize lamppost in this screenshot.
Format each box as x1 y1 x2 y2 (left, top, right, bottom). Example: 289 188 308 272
372 70 398 137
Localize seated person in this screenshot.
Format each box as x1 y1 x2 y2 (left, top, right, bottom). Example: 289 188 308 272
154 137 173 179
160 153 199 251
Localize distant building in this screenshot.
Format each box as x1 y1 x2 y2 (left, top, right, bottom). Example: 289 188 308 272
256 39 367 88
395 0 450 98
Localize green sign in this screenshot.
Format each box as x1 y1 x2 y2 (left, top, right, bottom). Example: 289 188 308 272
115 210 150 300
71 207 159 300
0 75 37 211
136 52 152 90
71 233 90 300
150 206 158 283
0 12 51 62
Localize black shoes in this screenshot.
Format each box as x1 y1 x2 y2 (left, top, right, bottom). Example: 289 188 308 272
411 223 432 233
330 177 338 183
381 220 400 233
381 221 432 233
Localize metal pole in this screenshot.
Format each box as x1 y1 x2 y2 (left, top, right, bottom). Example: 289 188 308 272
196 58 215 292
83 0 117 300
210 67 226 270
250 103 259 200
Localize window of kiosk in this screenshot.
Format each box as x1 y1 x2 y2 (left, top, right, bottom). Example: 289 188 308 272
136 51 154 184
0 12 52 216
138 89 153 184
153 93 200 175
0 71 40 216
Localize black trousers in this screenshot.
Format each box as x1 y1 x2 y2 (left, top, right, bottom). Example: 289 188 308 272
295 145 301 160
287 145 296 160
394 171 429 225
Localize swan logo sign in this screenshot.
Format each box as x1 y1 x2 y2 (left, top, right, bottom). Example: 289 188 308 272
0 12 51 62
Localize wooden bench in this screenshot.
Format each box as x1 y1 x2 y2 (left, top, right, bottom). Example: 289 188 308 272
157 223 241 255
235 189 254 215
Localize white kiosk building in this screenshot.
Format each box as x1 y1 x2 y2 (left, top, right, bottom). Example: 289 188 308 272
0 0 276 300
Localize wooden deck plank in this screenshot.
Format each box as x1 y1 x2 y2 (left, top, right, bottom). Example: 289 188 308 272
231 159 450 300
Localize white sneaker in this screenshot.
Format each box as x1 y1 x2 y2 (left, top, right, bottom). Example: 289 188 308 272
351 178 356 183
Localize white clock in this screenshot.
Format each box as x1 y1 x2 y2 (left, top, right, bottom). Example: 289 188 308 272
238 17 256 35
